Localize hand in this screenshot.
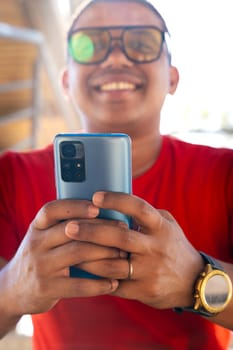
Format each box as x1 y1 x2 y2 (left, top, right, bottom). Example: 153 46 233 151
0 199 121 317
65 192 204 310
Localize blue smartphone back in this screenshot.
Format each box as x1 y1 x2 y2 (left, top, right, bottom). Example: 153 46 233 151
54 133 132 278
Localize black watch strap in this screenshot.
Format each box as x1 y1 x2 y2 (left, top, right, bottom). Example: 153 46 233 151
174 251 224 317
199 251 223 271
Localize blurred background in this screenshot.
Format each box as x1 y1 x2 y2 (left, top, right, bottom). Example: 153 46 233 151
0 0 79 153
0 0 232 348
0 0 233 153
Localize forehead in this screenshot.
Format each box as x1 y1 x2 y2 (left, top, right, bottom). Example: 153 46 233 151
73 1 164 29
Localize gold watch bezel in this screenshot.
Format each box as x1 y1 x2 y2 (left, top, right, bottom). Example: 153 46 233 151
194 264 232 314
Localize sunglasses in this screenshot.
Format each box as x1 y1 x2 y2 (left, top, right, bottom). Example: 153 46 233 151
67 26 169 64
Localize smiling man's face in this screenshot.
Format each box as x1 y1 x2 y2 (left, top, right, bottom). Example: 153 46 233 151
62 0 178 134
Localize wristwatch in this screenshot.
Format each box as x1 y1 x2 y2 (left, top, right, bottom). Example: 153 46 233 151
174 252 232 317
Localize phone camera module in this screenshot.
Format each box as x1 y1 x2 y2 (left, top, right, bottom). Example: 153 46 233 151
61 142 76 158
60 141 86 182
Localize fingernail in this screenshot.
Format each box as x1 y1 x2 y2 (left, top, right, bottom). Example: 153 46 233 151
119 250 128 259
118 221 129 229
66 221 79 237
88 205 99 217
92 192 105 206
110 279 119 291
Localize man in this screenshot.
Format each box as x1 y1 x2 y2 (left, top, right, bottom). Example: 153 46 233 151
0 0 233 349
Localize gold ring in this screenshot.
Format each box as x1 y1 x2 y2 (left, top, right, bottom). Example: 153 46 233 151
128 259 133 280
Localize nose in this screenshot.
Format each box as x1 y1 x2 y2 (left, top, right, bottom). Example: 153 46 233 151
100 41 133 67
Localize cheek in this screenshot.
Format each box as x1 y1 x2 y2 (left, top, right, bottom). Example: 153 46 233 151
149 67 170 99
67 64 91 107
142 71 170 115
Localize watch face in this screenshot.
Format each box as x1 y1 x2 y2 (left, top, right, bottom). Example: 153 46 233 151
202 271 232 313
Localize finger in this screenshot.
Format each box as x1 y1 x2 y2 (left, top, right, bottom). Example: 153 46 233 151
55 277 119 298
111 280 136 299
38 216 125 250
93 192 162 231
49 242 127 272
78 258 130 280
78 255 145 281
33 199 99 230
65 220 149 254
33 220 72 250
65 218 128 239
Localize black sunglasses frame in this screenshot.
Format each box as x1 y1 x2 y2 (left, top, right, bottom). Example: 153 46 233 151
67 25 170 65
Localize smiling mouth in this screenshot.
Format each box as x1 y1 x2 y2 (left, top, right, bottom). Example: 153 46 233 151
97 81 138 92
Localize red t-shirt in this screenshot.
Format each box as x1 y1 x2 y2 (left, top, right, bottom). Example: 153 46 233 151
0 135 233 350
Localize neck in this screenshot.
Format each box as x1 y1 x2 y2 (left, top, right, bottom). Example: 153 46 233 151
131 131 162 178
81 120 162 178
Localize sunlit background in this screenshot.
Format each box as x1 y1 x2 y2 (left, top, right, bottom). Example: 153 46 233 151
56 0 233 134
156 0 233 148
57 0 233 147
0 0 233 347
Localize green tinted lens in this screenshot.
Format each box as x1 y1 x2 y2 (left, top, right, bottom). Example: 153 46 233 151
69 30 110 64
124 28 163 62
69 32 94 63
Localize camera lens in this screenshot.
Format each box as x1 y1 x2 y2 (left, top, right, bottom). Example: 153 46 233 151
62 170 73 182
60 141 86 182
61 142 76 158
76 142 85 158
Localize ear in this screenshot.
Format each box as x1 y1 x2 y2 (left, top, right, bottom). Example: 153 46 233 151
61 68 70 96
168 66 179 95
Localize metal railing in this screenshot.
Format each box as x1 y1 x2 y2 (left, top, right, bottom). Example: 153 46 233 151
0 22 74 150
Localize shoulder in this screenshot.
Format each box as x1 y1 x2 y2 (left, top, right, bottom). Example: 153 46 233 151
162 135 233 207
163 135 233 164
0 145 55 208
0 144 54 170
161 135 233 187
0 145 54 189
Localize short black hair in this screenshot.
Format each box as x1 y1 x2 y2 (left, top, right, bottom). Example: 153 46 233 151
68 0 169 33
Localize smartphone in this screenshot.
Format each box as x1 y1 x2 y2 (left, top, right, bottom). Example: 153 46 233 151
54 133 132 278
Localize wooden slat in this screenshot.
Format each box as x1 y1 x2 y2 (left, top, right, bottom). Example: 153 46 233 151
0 107 33 125
0 0 74 150
0 0 29 27
0 40 38 80
0 119 31 150
0 0 38 149
0 89 33 116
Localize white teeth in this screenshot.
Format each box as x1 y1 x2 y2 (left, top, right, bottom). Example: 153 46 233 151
100 82 135 91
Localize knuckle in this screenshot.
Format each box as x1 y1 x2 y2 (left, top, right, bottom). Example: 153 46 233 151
104 259 125 279
39 202 52 219
147 274 164 301
120 225 137 249
34 277 50 297
34 201 54 228
27 235 40 252
120 230 132 246
69 241 86 264
137 199 154 218
25 226 43 252
158 209 174 221
80 222 95 236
